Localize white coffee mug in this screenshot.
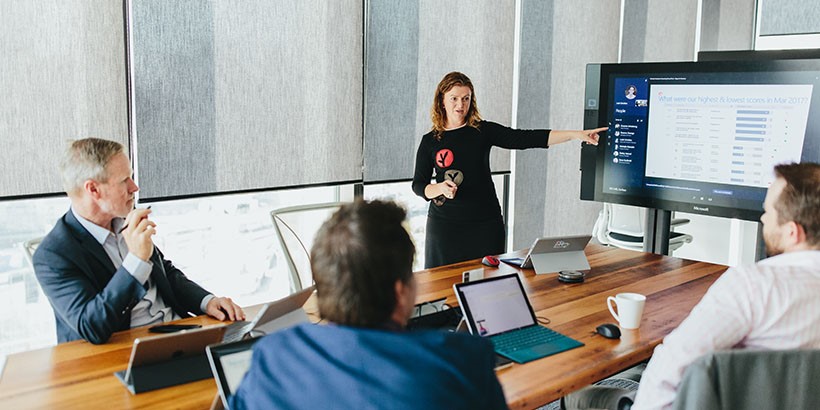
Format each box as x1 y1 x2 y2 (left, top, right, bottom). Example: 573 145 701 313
607 293 646 330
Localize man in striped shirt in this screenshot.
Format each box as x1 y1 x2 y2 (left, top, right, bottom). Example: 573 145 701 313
631 162 820 409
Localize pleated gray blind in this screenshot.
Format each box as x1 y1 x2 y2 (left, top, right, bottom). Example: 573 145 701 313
363 0 516 183
530 0 621 241
0 1 127 198
621 0 698 63
759 0 820 36
131 0 363 200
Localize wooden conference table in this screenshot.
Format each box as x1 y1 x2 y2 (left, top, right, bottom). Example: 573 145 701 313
0 244 726 409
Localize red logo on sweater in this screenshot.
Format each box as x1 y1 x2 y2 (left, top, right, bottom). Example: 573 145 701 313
435 149 454 168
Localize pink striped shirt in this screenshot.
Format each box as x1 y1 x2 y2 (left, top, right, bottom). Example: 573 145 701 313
633 250 820 410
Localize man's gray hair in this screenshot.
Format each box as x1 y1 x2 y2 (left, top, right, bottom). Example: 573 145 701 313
60 138 125 195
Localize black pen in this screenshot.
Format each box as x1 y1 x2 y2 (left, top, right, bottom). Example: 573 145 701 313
118 206 151 234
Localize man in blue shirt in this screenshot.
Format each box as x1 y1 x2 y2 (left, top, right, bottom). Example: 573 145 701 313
230 199 507 409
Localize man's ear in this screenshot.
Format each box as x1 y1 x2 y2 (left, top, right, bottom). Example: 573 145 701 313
786 220 808 246
392 279 413 325
83 179 101 199
394 280 408 308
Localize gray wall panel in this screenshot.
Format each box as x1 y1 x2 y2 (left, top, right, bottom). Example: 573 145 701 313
700 0 755 52
623 0 698 63
364 1 420 182
132 0 363 199
415 0 516 175
131 1 216 199
533 0 620 240
0 1 127 197
621 0 649 63
364 0 518 183
512 0 554 249
760 0 820 35
645 1 698 61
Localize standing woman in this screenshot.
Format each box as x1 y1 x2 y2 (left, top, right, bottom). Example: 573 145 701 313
412 71 605 268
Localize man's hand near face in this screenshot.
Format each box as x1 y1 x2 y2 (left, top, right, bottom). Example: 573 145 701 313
122 208 156 261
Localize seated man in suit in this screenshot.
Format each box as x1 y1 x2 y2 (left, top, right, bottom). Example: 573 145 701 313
230 199 507 410
564 162 820 410
34 138 244 344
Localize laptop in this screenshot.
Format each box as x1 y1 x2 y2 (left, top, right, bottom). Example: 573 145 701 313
453 273 583 364
115 325 227 393
500 235 592 274
206 337 262 409
222 286 315 342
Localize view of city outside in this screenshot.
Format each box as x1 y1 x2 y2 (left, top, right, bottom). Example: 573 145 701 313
0 177 505 371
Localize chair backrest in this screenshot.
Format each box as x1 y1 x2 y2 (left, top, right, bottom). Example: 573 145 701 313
591 204 645 249
592 203 693 252
270 202 346 292
607 204 645 237
672 349 820 410
23 236 44 266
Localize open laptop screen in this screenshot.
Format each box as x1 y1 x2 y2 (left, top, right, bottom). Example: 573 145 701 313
207 337 261 407
455 274 537 337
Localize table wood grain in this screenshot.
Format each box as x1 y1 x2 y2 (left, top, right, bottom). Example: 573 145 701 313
0 244 726 409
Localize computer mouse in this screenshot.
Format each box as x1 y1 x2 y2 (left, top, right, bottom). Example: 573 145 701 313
481 256 500 267
596 323 621 339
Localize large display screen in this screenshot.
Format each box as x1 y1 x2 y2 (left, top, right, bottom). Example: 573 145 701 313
586 59 820 221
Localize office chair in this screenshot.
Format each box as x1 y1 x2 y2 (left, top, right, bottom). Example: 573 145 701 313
673 349 820 410
270 202 347 292
22 236 43 266
592 204 693 252
21 236 44 303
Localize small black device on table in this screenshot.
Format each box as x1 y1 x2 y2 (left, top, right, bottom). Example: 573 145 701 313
149 324 202 333
406 307 463 331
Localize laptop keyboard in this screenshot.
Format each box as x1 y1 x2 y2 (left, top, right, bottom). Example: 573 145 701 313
491 326 563 352
222 320 251 343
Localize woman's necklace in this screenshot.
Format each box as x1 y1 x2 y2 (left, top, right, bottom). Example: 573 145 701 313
444 123 467 131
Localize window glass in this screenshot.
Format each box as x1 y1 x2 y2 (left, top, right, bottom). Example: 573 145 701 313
147 186 345 307
363 175 507 270
0 185 347 369
0 196 70 369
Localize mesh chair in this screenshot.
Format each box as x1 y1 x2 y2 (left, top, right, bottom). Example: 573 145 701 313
22 236 43 266
673 349 820 410
270 202 346 292
592 204 693 252
21 237 44 303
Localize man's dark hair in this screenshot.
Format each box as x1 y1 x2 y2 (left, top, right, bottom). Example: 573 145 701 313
773 162 820 247
310 199 415 327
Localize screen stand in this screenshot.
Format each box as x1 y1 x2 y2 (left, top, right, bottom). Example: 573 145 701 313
114 354 213 394
643 208 672 255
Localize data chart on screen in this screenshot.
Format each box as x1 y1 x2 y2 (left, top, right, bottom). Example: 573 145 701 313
645 84 812 188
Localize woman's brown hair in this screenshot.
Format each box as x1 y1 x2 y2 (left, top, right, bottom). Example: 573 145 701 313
430 72 483 140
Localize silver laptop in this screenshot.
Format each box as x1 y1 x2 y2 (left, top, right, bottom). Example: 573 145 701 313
206 337 261 409
115 325 227 394
222 286 315 342
500 235 591 274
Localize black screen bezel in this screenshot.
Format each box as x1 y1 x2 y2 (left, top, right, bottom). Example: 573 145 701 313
589 59 820 221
